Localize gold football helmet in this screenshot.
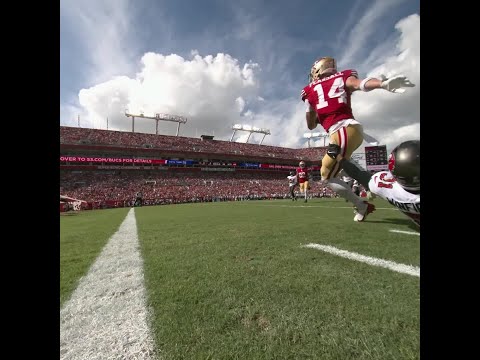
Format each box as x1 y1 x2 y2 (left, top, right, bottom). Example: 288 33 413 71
309 57 337 82
299 161 306 168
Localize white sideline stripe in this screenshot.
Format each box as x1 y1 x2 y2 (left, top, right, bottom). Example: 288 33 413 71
303 243 420 277
390 229 420 236
60 208 157 360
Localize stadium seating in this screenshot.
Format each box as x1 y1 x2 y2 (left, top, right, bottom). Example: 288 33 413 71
60 126 334 209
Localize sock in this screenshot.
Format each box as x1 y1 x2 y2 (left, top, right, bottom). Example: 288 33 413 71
326 177 363 207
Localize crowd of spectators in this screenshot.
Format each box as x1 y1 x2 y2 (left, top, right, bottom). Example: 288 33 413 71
60 126 327 162
60 126 337 209
60 170 338 208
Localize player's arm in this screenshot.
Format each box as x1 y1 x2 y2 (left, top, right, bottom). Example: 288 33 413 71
346 76 383 93
346 74 415 94
302 87 318 130
338 158 372 190
305 101 318 130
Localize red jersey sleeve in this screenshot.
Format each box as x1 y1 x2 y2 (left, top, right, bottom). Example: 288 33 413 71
301 85 310 101
343 69 359 82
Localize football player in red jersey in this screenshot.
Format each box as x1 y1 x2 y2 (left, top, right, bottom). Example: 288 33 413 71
301 56 415 221
296 161 309 202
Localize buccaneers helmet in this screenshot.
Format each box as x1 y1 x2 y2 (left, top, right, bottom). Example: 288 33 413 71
299 161 306 168
388 140 420 192
309 57 337 82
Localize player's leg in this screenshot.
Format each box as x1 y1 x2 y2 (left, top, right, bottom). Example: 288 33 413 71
321 124 375 221
328 146 377 201
303 181 308 202
335 158 373 191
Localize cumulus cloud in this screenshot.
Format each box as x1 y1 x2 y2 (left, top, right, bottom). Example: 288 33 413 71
74 52 261 137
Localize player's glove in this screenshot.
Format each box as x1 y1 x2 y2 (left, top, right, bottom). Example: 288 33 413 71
380 74 415 93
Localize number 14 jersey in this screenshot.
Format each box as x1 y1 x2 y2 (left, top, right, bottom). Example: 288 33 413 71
301 69 358 133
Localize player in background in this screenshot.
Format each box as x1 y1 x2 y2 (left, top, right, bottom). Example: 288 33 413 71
287 171 298 201
321 187 328 198
301 56 415 221
296 161 310 203
330 140 420 227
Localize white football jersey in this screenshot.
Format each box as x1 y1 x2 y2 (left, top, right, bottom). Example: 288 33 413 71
368 171 420 227
287 175 297 186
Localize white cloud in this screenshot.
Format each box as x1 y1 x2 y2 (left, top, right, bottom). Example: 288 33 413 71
75 52 261 137
379 122 420 146
235 97 246 113
78 76 137 129
338 0 407 68
60 0 139 85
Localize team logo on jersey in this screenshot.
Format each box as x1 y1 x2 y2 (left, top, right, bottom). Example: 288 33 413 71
388 153 395 172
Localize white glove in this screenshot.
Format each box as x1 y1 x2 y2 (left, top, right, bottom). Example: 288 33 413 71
380 74 415 93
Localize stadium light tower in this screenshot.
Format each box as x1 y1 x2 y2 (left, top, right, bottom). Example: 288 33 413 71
125 110 188 136
303 132 328 147
230 124 271 144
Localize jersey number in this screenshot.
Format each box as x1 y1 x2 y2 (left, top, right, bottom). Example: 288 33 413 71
313 78 347 110
374 173 395 189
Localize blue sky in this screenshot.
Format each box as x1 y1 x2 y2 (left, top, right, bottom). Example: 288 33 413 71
60 0 420 158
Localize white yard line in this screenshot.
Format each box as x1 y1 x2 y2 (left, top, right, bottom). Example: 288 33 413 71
60 208 157 360
389 229 420 236
303 243 420 277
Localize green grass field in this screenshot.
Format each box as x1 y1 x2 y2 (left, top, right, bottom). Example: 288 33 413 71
60 198 419 360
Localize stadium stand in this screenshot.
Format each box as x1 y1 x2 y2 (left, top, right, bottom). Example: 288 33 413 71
60 126 334 211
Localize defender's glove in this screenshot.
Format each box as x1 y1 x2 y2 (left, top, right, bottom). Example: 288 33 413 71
380 74 415 93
